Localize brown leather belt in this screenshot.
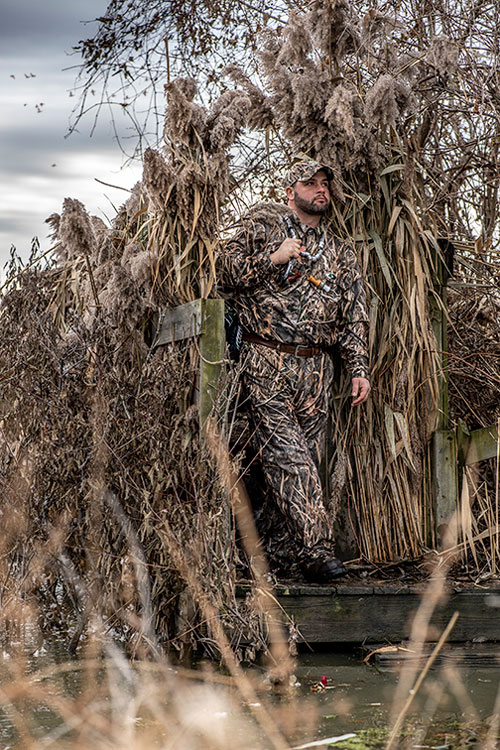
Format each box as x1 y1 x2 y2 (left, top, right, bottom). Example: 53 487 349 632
243 332 322 357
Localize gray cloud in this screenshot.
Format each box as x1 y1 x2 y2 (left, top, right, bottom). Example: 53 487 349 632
0 119 130 176
0 0 103 55
1 157 141 257
0 0 146 261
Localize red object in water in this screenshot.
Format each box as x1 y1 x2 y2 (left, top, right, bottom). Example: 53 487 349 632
320 675 328 687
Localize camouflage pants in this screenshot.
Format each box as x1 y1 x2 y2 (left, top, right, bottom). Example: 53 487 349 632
241 343 337 570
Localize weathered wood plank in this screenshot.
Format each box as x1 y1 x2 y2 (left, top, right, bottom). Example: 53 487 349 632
155 299 203 346
466 423 499 465
237 583 500 644
273 589 500 644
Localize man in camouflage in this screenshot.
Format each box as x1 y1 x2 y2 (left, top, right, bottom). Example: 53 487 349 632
218 161 370 582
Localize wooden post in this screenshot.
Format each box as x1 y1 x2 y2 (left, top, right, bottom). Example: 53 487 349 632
431 429 457 541
429 239 457 544
199 299 225 430
429 240 451 433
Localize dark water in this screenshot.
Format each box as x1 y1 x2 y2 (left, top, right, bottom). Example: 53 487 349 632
0 635 498 748
297 648 500 715
293 650 500 745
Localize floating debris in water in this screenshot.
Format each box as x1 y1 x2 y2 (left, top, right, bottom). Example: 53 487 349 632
292 734 357 749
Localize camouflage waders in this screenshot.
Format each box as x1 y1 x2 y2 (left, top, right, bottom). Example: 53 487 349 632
242 345 337 567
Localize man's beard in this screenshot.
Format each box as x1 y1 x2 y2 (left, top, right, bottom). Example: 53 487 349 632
293 191 329 215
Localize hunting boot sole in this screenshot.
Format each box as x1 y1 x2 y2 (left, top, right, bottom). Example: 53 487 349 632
302 557 347 583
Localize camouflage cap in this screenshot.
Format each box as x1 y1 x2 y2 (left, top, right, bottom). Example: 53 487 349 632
285 160 334 187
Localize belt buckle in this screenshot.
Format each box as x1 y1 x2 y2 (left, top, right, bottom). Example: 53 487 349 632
295 344 305 357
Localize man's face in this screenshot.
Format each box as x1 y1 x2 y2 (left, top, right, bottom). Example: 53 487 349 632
287 170 331 216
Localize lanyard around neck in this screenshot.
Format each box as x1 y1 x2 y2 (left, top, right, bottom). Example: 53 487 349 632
281 215 327 283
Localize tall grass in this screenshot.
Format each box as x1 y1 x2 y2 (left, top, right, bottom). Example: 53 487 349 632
0 539 498 749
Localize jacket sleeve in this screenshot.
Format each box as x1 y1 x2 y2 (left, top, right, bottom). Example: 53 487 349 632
336 246 370 380
217 221 282 290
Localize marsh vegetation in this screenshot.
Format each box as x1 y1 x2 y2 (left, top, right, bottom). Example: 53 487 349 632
2 1 500 746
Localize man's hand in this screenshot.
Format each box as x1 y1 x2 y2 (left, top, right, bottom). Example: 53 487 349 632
270 238 304 265
352 377 370 406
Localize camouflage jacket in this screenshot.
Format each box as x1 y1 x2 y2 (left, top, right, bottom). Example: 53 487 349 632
217 203 370 379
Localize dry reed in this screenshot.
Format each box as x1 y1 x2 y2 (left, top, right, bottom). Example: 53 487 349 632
224 0 500 569
0 78 264 660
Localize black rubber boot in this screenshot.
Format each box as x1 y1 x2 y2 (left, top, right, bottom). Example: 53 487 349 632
302 556 347 583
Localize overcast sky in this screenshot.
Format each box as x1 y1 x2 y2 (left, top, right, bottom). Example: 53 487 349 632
0 0 143 266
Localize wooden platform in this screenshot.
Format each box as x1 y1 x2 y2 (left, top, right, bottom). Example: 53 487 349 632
238 581 500 644
362 642 500 667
